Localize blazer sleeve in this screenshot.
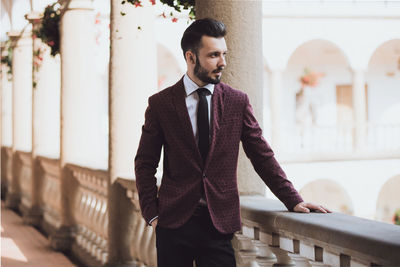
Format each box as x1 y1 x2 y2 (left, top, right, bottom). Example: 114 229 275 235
135 96 164 223
240 94 304 211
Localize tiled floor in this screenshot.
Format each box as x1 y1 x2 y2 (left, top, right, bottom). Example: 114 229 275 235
1 201 77 267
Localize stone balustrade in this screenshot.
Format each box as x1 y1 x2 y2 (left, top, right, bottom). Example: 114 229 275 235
38 156 62 235
68 164 109 266
3 154 400 267
114 179 400 267
117 178 157 267
281 123 400 161
1 146 13 198
237 196 400 267
17 151 33 214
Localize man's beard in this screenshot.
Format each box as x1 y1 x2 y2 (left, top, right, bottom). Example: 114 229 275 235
194 57 223 85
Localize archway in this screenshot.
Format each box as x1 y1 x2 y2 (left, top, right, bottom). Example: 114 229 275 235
282 39 352 152
300 179 353 215
376 175 400 224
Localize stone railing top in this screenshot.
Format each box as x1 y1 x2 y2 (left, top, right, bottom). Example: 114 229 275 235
67 164 108 196
37 156 60 177
240 196 400 265
1 146 12 155
116 178 140 211
16 150 32 165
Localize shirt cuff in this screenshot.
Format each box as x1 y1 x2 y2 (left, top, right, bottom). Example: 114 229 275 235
148 216 158 226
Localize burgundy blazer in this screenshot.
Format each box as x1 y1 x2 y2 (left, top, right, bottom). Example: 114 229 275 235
135 77 303 234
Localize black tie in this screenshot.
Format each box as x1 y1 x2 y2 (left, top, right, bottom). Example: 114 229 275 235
197 88 210 163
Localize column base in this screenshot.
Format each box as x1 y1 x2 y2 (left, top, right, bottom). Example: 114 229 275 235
5 192 20 211
71 241 112 267
103 262 137 267
1 182 8 200
49 226 76 252
20 205 43 227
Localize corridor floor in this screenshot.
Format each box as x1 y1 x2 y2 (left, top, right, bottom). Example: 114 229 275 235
1 201 77 267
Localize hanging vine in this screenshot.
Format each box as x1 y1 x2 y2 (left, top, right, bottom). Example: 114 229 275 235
123 0 195 20
34 2 62 57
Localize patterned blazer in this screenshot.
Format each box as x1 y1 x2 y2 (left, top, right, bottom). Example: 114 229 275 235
135 77 303 234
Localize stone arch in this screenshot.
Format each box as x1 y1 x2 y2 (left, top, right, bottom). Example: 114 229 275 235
282 39 352 128
284 39 350 70
366 39 400 124
376 175 400 224
157 43 183 90
300 179 354 215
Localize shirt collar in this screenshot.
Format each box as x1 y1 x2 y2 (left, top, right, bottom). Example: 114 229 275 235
183 73 215 97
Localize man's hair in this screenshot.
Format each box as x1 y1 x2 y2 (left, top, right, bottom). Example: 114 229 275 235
181 18 226 59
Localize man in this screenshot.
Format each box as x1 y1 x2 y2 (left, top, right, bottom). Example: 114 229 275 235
135 18 330 267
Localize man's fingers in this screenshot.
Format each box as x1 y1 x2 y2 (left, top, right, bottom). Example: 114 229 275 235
301 206 310 213
309 203 332 213
294 203 310 213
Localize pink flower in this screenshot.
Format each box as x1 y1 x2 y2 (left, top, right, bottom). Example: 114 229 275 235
161 12 166 18
48 40 55 47
172 17 178 23
95 12 101 24
149 0 156 5
134 1 143 7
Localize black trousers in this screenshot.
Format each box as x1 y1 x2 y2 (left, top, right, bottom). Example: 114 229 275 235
155 205 236 267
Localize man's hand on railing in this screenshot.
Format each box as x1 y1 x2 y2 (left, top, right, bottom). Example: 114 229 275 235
293 202 331 213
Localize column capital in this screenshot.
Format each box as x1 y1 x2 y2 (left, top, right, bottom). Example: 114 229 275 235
25 11 43 25
270 68 284 73
66 0 94 11
350 68 367 74
7 30 21 40
7 29 32 42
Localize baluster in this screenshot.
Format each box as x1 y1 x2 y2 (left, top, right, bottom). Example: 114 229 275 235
232 233 259 267
101 208 109 264
132 214 146 265
147 228 157 267
252 240 276 267
260 232 295 267
288 253 312 267
268 247 295 267
141 222 153 266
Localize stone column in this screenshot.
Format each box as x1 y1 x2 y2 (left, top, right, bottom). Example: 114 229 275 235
107 1 157 265
6 30 33 209
1 44 13 148
1 44 13 147
53 0 97 251
1 44 13 198
22 11 51 226
196 0 265 195
269 69 283 153
352 69 367 151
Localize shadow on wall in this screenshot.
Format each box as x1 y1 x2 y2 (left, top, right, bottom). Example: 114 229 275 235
300 179 354 215
376 175 400 224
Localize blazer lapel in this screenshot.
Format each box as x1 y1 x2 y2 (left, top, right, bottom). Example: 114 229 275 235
172 78 203 166
205 83 224 169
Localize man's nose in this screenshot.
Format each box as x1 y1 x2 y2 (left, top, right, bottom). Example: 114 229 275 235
218 55 226 68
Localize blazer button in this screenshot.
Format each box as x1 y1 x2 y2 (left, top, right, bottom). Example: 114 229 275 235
202 173 206 178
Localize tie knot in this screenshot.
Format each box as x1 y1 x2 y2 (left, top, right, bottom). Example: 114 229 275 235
197 88 210 97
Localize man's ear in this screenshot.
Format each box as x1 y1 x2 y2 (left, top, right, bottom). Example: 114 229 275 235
186 51 196 64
